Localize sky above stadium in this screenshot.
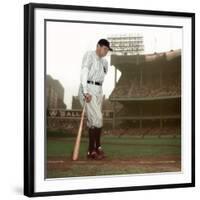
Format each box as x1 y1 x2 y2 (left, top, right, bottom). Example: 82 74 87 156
46 21 182 109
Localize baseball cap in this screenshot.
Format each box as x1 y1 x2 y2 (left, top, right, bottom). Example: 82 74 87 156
97 39 113 51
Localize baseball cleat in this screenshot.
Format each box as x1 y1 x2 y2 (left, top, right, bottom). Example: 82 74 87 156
87 150 99 160
87 149 106 160
96 146 106 159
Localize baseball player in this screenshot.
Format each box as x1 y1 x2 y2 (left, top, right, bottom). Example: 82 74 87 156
78 39 113 160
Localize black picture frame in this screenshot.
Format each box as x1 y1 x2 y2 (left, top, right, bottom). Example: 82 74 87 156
24 3 195 197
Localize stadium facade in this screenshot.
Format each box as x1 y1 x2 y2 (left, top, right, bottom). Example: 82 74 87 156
109 49 181 136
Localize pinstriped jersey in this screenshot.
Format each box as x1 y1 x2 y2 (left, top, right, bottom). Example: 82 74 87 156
79 50 108 94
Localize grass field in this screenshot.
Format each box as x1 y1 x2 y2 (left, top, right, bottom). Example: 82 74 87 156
47 134 181 178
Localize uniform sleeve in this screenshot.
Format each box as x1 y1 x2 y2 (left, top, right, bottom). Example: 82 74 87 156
104 59 108 74
80 51 92 94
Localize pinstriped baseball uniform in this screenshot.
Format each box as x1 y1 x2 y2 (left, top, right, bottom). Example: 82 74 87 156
78 50 108 128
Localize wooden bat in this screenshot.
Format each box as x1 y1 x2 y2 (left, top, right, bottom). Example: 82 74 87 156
72 100 86 161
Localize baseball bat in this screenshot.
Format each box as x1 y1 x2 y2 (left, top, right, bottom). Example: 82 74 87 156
72 100 86 161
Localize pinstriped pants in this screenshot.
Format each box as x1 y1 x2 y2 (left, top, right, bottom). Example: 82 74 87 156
78 83 103 128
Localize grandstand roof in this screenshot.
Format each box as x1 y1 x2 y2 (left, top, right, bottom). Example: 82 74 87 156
111 49 181 72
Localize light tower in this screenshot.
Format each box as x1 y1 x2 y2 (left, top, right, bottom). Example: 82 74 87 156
107 33 144 55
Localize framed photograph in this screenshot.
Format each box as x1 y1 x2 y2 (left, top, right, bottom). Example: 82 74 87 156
24 3 195 197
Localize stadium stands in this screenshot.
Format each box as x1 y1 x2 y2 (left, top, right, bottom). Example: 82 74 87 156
109 49 181 136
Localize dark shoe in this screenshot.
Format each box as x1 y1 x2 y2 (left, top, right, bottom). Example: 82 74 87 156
87 149 106 160
87 150 98 160
96 146 106 159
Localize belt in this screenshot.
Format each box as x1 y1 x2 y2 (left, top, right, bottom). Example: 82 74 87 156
87 80 102 86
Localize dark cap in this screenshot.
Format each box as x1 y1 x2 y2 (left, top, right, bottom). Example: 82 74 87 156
97 39 113 51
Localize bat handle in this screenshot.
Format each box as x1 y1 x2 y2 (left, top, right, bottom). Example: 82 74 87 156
82 99 86 116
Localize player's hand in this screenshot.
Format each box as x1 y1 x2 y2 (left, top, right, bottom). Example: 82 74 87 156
84 93 92 103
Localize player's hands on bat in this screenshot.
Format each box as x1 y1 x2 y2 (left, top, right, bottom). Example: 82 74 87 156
84 93 92 103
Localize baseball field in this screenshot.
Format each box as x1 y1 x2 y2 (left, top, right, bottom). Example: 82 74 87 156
46 131 181 179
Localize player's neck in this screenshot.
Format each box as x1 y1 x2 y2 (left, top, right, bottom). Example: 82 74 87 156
95 50 102 59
